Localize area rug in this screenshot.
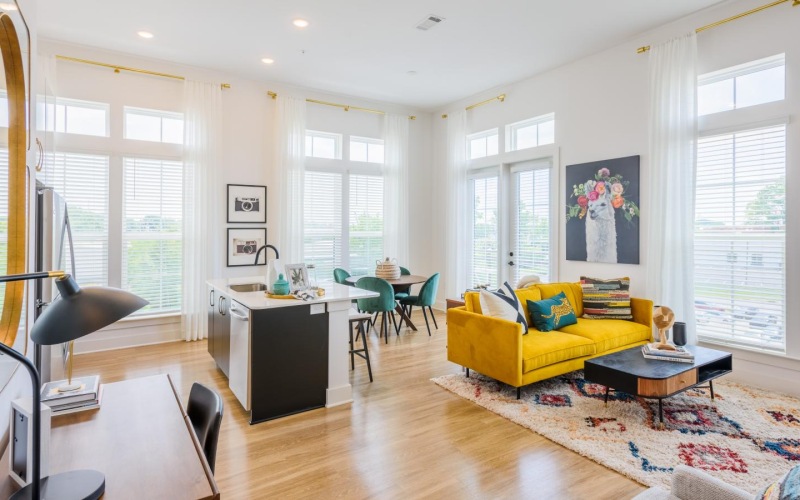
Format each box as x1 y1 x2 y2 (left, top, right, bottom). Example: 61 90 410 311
432 371 800 491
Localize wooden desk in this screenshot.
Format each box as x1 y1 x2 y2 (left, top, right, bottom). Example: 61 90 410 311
2 374 219 499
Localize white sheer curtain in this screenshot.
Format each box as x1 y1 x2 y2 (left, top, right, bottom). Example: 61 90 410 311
382 113 409 266
645 33 698 344
275 96 307 264
181 80 222 341
445 111 468 298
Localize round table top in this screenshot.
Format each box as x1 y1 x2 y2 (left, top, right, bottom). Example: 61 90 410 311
344 274 427 286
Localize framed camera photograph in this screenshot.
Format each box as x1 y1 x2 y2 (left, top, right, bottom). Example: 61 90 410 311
227 228 267 267
228 184 267 223
284 263 309 291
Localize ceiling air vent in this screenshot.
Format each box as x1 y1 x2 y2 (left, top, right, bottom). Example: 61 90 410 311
415 15 445 31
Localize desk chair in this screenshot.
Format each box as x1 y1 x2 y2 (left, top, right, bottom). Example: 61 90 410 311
356 277 399 344
399 273 440 336
187 382 224 474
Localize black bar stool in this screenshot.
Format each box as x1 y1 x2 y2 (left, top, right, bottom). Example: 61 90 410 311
348 310 374 382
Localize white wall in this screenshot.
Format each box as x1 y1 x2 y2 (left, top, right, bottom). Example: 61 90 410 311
35 38 434 354
431 0 800 395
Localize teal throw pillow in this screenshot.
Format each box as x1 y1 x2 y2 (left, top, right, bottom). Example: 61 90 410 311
527 292 578 332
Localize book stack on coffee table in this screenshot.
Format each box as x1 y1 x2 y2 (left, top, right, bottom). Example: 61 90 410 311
40 375 103 415
641 343 695 363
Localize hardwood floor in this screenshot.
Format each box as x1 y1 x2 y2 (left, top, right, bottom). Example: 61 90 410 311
72 310 646 499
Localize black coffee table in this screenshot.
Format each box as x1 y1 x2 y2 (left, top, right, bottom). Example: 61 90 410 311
584 345 732 429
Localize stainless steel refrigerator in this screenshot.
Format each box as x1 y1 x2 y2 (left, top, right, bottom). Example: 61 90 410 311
34 182 76 382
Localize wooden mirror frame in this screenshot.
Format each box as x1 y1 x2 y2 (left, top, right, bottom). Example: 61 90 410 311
0 11 27 348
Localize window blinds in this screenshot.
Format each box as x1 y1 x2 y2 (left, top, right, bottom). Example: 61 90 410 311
694 124 786 351
122 157 183 316
45 152 110 288
349 174 383 275
304 170 343 281
470 176 499 288
514 168 551 284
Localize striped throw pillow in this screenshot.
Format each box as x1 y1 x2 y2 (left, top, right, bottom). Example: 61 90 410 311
580 276 633 320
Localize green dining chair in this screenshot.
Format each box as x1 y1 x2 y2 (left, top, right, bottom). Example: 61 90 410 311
333 268 352 286
399 273 440 336
356 277 399 344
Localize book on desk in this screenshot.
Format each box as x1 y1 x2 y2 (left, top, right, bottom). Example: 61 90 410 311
40 375 102 414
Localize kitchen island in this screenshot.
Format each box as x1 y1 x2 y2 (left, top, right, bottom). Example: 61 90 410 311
206 277 378 423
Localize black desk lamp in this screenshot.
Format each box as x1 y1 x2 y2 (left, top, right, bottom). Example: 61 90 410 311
0 272 147 500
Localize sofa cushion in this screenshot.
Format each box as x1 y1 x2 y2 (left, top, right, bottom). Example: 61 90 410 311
580 276 633 320
536 283 585 317
496 282 528 333
479 290 521 326
527 293 578 332
558 318 652 352
522 331 596 373
465 288 543 319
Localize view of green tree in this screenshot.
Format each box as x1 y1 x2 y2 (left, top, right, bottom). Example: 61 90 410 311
745 180 785 229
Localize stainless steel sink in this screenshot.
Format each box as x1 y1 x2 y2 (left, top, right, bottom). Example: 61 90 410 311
229 283 268 292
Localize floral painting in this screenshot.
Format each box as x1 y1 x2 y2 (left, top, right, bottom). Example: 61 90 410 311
565 156 640 264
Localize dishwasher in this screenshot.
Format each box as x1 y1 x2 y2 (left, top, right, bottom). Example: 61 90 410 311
228 300 251 410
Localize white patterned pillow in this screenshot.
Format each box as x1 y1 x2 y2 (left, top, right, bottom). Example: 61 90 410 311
479 282 529 334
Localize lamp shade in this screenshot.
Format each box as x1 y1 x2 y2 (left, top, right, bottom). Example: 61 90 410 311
31 275 148 345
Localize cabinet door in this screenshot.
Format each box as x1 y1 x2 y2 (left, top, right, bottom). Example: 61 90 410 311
207 287 216 358
214 294 231 377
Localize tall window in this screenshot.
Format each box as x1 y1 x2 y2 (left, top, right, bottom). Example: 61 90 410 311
513 167 551 283
469 175 498 287
303 130 384 280
694 124 786 351
122 158 183 314
41 97 184 317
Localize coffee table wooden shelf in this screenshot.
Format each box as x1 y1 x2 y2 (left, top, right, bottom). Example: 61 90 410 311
584 345 732 428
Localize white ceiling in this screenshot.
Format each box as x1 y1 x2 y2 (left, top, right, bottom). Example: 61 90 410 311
37 0 726 110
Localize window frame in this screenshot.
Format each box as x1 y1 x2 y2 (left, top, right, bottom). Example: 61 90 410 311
306 129 343 160
698 53 785 117
123 106 185 144
505 112 555 152
467 128 499 160
349 135 385 164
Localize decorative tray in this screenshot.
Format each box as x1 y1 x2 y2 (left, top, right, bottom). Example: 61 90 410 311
266 293 297 299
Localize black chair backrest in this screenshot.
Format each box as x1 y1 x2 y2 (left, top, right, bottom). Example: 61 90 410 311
187 382 224 474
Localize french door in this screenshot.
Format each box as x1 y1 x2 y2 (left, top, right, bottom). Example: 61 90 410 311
467 158 554 289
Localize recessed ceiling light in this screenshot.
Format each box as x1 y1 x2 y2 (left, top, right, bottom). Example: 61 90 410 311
0 3 18 11
292 19 309 28
407 71 417 76
261 58 275 65
137 31 154 39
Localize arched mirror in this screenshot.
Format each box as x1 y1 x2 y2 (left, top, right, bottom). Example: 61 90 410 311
0 5 31 391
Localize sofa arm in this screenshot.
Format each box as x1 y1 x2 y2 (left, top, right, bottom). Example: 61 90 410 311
631 297 653 330
671 465 751 500
447 307 523 387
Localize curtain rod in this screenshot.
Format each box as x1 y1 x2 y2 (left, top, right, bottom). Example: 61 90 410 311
55 55 231 89
267 91 416 120
637 0 798 53
441 93 506 119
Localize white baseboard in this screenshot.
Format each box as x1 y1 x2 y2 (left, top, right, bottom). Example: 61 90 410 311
71 315 183 355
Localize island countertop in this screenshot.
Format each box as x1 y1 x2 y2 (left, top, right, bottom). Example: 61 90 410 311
207 276 378 310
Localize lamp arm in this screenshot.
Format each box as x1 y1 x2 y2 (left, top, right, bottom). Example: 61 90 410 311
0 342 41 499
0 271 64 283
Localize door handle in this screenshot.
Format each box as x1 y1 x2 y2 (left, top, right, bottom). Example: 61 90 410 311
508 261 515 266
220 297 226 316
209 289 215 307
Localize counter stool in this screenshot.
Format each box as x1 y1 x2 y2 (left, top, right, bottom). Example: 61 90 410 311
349 310 374 382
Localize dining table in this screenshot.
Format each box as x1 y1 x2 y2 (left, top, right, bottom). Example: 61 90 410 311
344 274 427 331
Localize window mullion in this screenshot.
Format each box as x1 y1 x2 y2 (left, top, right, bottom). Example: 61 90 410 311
108 154 124 288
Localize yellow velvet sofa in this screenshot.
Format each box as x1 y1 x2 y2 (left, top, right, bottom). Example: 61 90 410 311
447 282 654 397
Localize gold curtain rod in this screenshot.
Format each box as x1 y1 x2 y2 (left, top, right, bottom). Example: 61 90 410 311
441 93 506 118
268 91 416 120
637 0 798 53
56 55 231 89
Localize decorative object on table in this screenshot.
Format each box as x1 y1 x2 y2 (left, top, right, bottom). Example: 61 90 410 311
653 305 677 351
227 227 267 267
9 398 51 488
672 321 687 346
315 288 326 297
40 374 102 414
432 370 800 493
285 263 309 292
527 292 578 332
306 264 318 289
565 155 640 264
641 343 695 363
272 273 290 296
0 271 147 500
291 290 316 301
227 184 266 223
580 276 632 320
375 257 401 280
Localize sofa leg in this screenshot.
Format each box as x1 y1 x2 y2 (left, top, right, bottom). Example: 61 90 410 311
465 368 469 378
516 387 521 400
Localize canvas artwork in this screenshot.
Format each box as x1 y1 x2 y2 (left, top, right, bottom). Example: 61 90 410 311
565 155 640 264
